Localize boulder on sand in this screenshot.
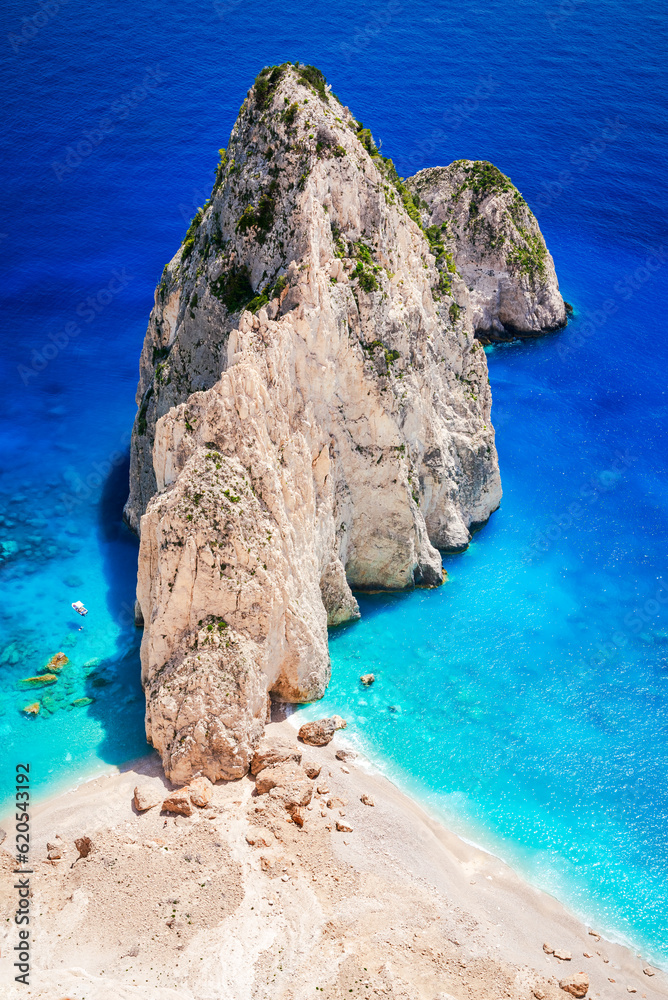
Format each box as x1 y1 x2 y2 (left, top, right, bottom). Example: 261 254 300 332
188 775 213 808
559 972 589 998
134 784 162 812
74 836 93 859
298 716 347 746
255 761 313 811
250 737 302 775
162 788 192 816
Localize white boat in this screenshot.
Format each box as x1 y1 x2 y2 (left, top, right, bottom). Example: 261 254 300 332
72 601 88 617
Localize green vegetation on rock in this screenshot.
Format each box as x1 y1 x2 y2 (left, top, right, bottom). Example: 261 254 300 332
453 161 513 201
506 229 548 281
210 266 255 312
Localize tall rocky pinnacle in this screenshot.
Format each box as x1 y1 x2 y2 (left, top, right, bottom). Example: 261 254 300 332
124 64 566 783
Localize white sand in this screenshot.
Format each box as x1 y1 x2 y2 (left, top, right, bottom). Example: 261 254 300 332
1 720 665 1000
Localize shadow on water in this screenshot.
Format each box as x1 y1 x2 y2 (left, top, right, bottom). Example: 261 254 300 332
82 641 150 767
98 450 140 628
85 452 149 766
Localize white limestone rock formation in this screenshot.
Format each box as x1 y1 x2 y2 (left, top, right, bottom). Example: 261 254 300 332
123 64 567 783
406 161 567 339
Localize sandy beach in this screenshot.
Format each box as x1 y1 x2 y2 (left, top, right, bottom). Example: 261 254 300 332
1 719 665 1000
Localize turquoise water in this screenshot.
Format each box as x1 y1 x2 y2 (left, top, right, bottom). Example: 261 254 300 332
295 237 668 965
1 0 667 966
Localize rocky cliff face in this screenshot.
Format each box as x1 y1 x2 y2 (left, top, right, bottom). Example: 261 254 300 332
407 161 566 339
125 64 564 783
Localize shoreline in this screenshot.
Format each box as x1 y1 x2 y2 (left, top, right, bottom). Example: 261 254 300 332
1 720 666 999
285 709 666 974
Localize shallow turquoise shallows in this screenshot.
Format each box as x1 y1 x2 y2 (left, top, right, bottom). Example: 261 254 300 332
1 0 667 968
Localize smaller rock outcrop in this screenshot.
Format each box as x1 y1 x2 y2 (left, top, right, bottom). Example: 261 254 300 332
360 674 375 686
407 160 567 340
18 673 57 689
559 972 589 998
360 794 374 807
45 652 68 671
298 717 347 746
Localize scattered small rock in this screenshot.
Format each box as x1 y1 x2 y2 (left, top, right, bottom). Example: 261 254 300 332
162 788 193 817
336 821 353 833
588 930 601 941
298 716 347 746
46 841 63 860
326 796 346 810
0 828 6 845
303 761 321 779
74 836 93 859
644 968 656 977
245 828 274 847
559 972 588 998
554 949 572 961
134 784 162 812
316 784 330 795
627 988 637 994
543 943 554 955
188 775 213 808
533 989 546 1000
582 952 592 959
335 749 357 762
360 794 374 806
290 808 304 828
360 674 375 685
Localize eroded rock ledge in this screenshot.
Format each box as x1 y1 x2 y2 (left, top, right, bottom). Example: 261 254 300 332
125 63 566 782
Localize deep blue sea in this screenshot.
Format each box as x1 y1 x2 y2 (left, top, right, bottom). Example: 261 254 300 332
1 0 667 966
